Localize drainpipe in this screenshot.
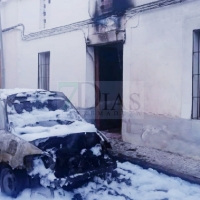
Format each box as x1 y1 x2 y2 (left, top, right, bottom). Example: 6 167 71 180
0 1 4 89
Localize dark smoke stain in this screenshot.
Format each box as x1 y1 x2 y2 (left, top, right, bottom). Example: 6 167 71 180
92 0 134 19
91 0 134 33
113 0 134 15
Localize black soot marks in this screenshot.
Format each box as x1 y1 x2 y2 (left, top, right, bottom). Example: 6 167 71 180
92 0 134 18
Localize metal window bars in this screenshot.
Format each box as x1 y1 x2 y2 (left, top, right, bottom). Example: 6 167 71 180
38 52 50 91
192 30 200 119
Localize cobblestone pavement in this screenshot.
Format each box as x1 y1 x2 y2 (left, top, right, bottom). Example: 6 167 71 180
102 130 200 184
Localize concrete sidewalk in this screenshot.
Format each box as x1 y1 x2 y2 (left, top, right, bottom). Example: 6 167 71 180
102 131 200 185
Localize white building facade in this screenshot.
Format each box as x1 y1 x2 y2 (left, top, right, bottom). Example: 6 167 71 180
2 0 200 159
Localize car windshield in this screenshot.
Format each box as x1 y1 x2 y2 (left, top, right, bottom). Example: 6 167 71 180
6 91 83 131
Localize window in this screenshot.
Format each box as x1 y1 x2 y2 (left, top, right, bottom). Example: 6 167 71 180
38 52 50 90
192 30 200 119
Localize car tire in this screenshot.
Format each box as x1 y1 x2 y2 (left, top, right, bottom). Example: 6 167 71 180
1 168 21 198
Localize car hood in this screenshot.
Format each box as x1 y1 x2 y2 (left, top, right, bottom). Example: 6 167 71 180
12 121 97 142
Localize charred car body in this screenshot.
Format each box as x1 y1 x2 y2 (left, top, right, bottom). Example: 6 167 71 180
0 89 116 197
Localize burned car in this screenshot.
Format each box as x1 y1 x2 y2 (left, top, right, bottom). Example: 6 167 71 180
0 89 116 197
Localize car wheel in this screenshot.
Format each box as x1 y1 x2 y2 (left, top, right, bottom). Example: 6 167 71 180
1 168 21 198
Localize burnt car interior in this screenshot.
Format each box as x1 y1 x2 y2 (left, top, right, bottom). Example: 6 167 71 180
10 97 68 114
33 132 112 178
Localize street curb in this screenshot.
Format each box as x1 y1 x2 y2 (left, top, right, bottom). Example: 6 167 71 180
111 151 200 186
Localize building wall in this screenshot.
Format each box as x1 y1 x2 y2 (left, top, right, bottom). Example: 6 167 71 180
2 0 200 158
123 0 200 159
1 0 19 89
1 0 90 108
17 31 88 108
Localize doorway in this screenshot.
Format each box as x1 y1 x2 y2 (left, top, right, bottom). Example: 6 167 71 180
94 43 123 131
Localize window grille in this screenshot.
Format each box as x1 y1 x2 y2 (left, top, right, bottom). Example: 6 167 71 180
192 30 200 119
38 52 50 90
